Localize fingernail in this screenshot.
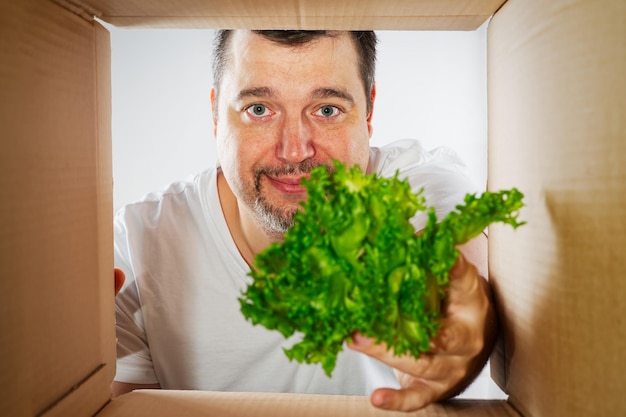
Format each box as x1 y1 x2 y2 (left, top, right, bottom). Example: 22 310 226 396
372 393 389 408
349 332 372 348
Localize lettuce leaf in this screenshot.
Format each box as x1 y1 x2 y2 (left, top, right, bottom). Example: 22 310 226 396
240 161 524 376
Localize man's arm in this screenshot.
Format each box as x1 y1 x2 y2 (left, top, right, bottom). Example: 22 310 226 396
348 233 496 411
112 269 162 398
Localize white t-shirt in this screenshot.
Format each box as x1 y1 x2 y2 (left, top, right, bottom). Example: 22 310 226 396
114 139 477 395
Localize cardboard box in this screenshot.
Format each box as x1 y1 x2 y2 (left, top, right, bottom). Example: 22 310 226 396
1 0 624 416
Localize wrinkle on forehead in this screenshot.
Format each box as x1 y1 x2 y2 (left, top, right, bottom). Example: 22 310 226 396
222 30 365 110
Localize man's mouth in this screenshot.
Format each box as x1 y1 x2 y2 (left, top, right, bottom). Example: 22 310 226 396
255 161 324 196
265 174 308 194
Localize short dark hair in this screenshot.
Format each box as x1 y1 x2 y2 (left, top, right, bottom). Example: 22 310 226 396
212 30 377 117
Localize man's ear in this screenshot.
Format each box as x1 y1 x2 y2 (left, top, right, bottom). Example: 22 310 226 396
210 87 218 137
367 83 376 138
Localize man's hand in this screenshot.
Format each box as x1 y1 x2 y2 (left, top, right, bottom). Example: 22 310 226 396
348 248 496 411
114 268 125 296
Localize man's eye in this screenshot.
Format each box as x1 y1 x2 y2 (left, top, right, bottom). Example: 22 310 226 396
246 104 269 117
317 105 339 117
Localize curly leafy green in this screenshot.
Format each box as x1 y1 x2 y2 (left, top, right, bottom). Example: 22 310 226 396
240 161 525 376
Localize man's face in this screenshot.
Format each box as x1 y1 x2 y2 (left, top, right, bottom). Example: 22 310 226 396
212 31 375 236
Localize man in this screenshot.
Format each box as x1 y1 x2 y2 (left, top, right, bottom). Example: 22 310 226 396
112 30 496 412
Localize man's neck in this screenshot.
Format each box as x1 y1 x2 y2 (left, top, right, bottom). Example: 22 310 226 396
216 171 275 266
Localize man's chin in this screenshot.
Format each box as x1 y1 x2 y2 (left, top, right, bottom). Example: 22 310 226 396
254 201 298 236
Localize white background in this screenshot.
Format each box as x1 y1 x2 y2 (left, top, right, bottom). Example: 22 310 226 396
109 27 490 211
108 24 505 399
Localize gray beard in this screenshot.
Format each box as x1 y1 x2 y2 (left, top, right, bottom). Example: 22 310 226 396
251 160 329 237
253 195 296 237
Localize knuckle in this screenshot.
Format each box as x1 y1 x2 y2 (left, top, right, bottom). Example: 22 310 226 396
437 324 464 353
399 395 427 412
394 388 433 412
413 353 434 375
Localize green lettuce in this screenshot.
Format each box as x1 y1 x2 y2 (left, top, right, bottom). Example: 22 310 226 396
240 161 524 376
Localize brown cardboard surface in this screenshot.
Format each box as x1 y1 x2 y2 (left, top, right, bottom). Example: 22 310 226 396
0 0 114 416
3 0 626 416
0 1 510 415
97 391 519 417
42 19 116 417
94 2 116 394
78 0 505 30
488 0 626 416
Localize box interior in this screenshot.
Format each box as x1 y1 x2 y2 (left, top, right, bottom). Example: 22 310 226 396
1 0 624 416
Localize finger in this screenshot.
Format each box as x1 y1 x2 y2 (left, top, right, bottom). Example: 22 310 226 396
347 333 408 367
369 385 443 412
114 268 126 296
429 318 483 356
348 333 463 380
347 333 416 372
444 255 489 326
430 255 489 359
447 253 481 296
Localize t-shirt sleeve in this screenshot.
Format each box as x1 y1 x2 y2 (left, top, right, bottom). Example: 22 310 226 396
113 208 160 385
370 139 480 232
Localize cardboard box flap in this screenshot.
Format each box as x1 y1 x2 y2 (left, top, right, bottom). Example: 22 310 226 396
0 0 114 416
82 0 506 30
488 0 626 416
97 391 520 417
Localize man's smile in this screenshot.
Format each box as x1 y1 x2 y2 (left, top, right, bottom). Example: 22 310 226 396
265 174 308 194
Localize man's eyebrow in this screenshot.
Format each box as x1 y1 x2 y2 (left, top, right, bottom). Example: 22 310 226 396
235 86 354 104
311 87 354 104
235 87 275 101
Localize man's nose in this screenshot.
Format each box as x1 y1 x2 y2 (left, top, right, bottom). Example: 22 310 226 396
276 114 315 163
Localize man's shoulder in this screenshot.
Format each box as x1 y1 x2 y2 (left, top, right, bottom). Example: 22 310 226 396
114 167 216 226
369 139 466 177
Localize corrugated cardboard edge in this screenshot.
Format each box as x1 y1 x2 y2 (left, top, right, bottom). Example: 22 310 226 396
82 0 506 30
93 6 116 397
39 365 109 417
51 0 102 21
98 390 521 417
96 15 491 30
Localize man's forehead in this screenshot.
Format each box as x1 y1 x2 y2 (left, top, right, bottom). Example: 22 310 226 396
225 31 359 78
219 30 365 103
